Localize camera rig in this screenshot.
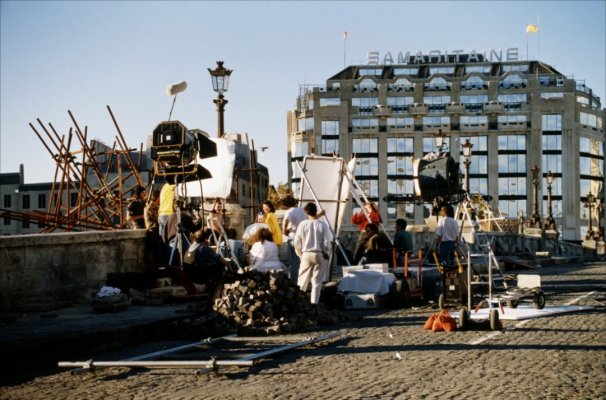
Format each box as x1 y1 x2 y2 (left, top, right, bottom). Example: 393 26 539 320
150 120 217 184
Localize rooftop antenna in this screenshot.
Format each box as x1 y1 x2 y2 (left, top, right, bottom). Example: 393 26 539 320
166 81 188 121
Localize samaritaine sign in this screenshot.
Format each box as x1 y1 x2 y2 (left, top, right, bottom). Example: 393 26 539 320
367 48 520 65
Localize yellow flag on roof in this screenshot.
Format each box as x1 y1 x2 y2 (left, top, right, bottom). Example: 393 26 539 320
526 24 539 33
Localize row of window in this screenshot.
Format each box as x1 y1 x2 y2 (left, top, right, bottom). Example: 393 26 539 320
358 64 527 78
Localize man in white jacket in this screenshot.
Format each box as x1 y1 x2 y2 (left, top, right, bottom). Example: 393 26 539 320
294 202 332 304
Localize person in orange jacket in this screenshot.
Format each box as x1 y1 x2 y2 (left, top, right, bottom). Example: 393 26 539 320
351 201 382 264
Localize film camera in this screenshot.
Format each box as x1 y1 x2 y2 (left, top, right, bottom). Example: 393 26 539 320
151 121 217 183
413 154 463 204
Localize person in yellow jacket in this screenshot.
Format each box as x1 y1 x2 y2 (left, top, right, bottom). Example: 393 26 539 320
158 182 175 239
261 200 283 245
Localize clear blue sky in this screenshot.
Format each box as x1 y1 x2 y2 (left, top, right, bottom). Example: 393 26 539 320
1 0 604 185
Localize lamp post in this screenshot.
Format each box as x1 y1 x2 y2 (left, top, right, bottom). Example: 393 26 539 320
596 196 604 240
543 171 557 231
433 129 446 154
461 139 473 194
584 192 595 240
207 61 232 137
529 165 542 228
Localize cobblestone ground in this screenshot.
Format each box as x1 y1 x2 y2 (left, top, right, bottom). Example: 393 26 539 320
1 262 605 400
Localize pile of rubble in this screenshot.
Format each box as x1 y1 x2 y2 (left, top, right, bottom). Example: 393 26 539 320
211 270 348 335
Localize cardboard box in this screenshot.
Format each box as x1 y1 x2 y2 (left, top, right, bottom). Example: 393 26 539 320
344 293 381 309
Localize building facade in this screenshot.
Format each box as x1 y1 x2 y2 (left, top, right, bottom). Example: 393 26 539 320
287 55 605 241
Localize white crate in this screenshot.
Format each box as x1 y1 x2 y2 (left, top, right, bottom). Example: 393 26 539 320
344 293 381 309
365 263 389 273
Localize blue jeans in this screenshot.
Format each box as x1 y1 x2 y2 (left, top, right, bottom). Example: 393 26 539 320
287 240 301 284
439 241 456 268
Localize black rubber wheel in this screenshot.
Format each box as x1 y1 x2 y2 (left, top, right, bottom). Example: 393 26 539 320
489 308 500 331
390 279 411 308
458 306 469 331
507 299 519 309
533 291 546 310
438 293 445 310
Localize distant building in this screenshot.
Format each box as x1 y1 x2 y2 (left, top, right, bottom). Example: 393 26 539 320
287 56 605 241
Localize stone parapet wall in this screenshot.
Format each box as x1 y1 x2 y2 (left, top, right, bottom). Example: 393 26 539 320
0 230 149 311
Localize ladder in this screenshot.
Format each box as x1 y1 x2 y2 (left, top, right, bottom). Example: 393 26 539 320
456 194 507 291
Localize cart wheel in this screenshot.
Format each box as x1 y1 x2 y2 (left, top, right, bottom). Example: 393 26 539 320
438 293 445 310
533 291 546 310
458 307 469 331
507 299 519 309
489 309 500 331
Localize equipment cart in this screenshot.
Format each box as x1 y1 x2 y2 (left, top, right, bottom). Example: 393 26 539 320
498 274 545 310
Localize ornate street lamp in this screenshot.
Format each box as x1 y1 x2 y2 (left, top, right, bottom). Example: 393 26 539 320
461 139 473 194
543 171 557 231
433 129 446 154
529 165 542 228
584 192 595 240
208 61 232 137
597 196 604 240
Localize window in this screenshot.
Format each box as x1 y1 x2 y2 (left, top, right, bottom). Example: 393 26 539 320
460 116 487 126
387 156 414 175
499 74 527 88
352 138 378 153
38 194 46 209
428 66 455 75
388 78 414 92
465 65 491 74
498 177 527 196
3 194 11 208
422 116 449 127
297 117 314 132
321 139 339 155
3 217 10 226
319 98 340 107
502 64 529 73
460 95 488 112
387 137 414 153
424 95 451 112
499 199 527 219
542 134 561 150
355 179 379 198
393 67 418 76
358 68 383 76
356 157 378 176
352 118 379 130
352 97 378 115
498 154 527 173
580 112 599 129
70 193 78 207
22 194 30 209
542 93 565 99
424 77 450 90
355 79 377 92
498 115 527 124
321 121 339 136
387 96 413 113
498 134 526 151
22 218 30 229
386 117 414 129
423 137 451 153
542 154 562 174
461 75 487 89
291 141 309 158
542 114 562 131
